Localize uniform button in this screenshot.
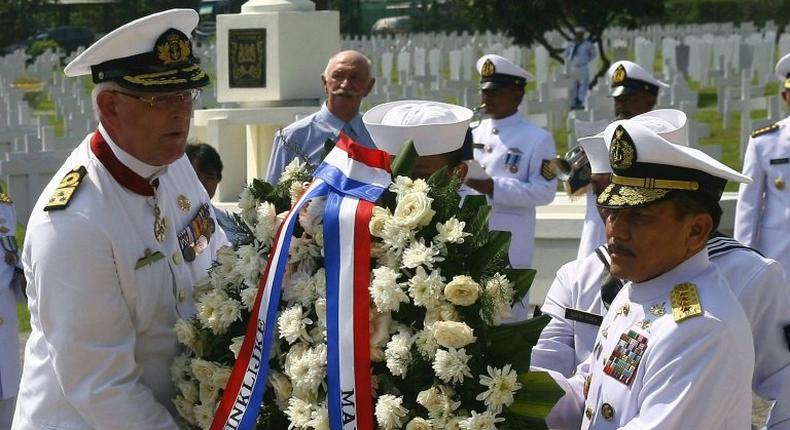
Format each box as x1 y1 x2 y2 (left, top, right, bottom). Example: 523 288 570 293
601 403 615 421
585 406 593 419
492 127 499 134
172 252 182 265
0 317 4 326
177 290 186 303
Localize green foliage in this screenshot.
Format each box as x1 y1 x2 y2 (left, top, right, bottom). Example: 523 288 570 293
27 39 59 58
391 140 418 178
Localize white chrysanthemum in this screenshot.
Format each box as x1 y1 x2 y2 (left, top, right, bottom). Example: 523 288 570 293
390 176 430 198
174 318 198 350
414 324 439 360
284 344 327 400
193 401 216 429
432 348 473 384
476 364 521 414
283 270 315 305
170 354 190 384
417 385 461 422
393 190 435 229
312 268 326 298
480 273 515 326
375 394 409 430
314 228 324 250
281 158 309 183
380 218 415 251
214 245 242 283
385 328 414 378
197 290 240 335
307 403 330 430
406 417 432 430
254 201 278 245
434 217 471 244
369 206 392 238
370 266 409 312
408 266 445 308
278 304 313 344
285 397 314 429
300 197 326 236
236 243 263 286
402 238 444 269
458 411 504 430
228 335 245 359
290 181 309 206
192 276 213 301
290 234 322 264
240 286 258 310
238 187 258 225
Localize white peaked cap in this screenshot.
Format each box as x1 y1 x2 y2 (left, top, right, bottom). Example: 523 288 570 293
607 60 669 97
363 100 473 156
775 52 790 88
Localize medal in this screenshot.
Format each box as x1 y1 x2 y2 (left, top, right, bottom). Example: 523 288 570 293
154 204 167 242
177 194 191 211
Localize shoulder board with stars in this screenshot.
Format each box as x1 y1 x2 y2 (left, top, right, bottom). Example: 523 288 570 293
670 282 703 323
0 193 11 204
541 160 556 180
44 166 87 211
751 123 781 138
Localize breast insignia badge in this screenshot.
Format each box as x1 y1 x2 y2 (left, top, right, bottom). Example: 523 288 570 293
670 282 703 322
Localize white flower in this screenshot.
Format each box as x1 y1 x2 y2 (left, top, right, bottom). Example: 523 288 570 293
432 321 476 349
402 238 444 269
190 359 217 385
284 344 327 400
414 325 439 360
369 206 392 238
254 201 278 245
170 354 190 384
211 364 232 389
458 411 504 430
370 310 393 362
393 190 435 229
380 218 415 251
173 395 196 425
385 328 414 378
432 348 473 384
236 243 263 286
408 266 445 308
290 234 322 264
417 385 461 422
281 158 309 183
197 290 242 335
278 304 313 344
290 181 309 206
285 397 314 429
229 335 245 359
238 187 258 226
300 197 326 236
476 364 521 414
390 176 430 198
480 273 515 326
370 266 409 312
174 319 198 350
444 276 480 306
192 276 213 301
434 217 471 244
199 380 220 405
214 245 242 283
307 403 330 430
193 401 217 429
425 300 460 324
283 270 315 305
240 286 258 310
375 394 409 430
177 379 199 404
314 297 327 328
269 370 293 409
311 268 326 298
406 417 433 430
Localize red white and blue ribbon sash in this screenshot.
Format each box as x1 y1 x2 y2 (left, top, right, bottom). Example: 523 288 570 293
211 133 390 430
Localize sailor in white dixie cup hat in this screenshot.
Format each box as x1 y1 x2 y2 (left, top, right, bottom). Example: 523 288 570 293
735 52 790 280
467 54 557 322
565 27 597 109
545 115 755 430
535 109 790 430
608 60 670 120
12 9 226 430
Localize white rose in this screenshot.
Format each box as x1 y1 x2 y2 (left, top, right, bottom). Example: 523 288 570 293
268 371 293 409
444 276 480 306
425 301 459 324
212 365 232 388
177 380 199 403
406 417 432 430
228 335 245 359
416 386 442 411
393 192 435 229
369 206 392 238
193 402 216 429
174 319 197 350
432 321 476 349
199 381 220 405
190 359 217 385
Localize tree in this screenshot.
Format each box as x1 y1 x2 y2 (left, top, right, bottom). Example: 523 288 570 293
455 0 665 86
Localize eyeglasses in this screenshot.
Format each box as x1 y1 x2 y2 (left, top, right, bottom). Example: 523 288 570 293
112 88 202 109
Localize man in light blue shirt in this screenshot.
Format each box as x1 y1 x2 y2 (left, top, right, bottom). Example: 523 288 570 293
265 50 376 183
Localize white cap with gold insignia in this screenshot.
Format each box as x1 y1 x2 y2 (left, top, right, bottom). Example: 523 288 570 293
363 100 473 156
476 54 533 90
774 52 790 89
608 60 669 97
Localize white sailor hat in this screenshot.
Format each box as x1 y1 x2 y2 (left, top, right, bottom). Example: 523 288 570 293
774 53 790 89
597 113 750 208
476 54 533 90
363 100 473 156
64 9 208 92
608 60 669 97
579 109 688 174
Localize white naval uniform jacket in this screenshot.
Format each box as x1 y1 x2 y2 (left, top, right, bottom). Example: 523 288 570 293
545 250 754 430
0 200 21 402
735 116 790 275
576 190 606 260
470 112 557 269
535 237 790 429
13 125 227 430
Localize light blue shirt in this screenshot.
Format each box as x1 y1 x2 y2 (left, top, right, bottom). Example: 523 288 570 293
265 103 375 184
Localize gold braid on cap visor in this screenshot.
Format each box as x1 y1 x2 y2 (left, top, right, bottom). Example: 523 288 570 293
611 174 700 191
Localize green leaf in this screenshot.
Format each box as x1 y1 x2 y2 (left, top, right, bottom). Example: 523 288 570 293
508 371 565 422
487 315 551 372
503 268 537 304
251 178 274 198
468 230 511 277
390 140 417 178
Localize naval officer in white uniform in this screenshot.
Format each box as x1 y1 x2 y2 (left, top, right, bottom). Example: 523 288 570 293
545 115 755 429
13 10 226 430
465 54 557 320
735 52 790 277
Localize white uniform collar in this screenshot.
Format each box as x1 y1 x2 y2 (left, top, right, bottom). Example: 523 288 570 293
98 123 168 181
488 111 522 128
627 248 710 301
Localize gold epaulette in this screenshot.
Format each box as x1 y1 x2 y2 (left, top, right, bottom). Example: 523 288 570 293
751 123 781 138
0 193 11 204
44 166 87 211
670 282 703 323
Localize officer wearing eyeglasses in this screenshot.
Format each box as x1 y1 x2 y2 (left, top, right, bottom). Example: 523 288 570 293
13 10 226 429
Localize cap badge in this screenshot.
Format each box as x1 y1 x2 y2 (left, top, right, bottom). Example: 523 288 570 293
156 29 191 65
610 125 636 170
612 64 627 84
481 59 496 77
